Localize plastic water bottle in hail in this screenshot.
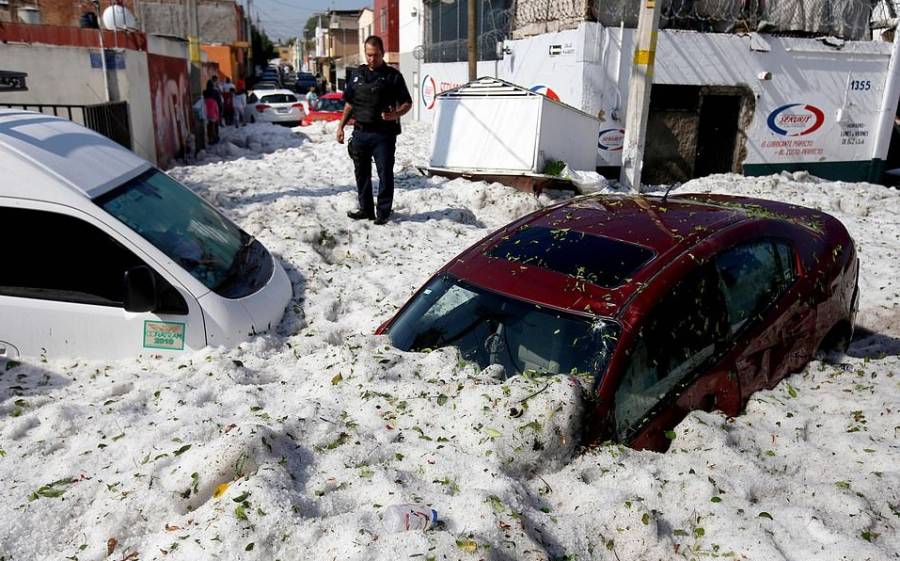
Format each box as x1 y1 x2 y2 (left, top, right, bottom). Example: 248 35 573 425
382 504 438 532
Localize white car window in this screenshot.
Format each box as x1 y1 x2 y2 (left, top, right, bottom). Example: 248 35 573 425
0 206 186 313
96 169 273 298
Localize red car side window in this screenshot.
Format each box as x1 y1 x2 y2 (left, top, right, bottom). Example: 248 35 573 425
774 241 796 286
715 240 794 335
614 263 729 440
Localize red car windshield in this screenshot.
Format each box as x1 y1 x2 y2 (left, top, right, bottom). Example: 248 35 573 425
315 98 344 112
387 274 620 383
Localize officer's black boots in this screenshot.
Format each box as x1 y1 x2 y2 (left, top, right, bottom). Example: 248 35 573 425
347 209 375 220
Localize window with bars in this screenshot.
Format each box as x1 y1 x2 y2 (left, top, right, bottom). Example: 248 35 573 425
424 0 512 63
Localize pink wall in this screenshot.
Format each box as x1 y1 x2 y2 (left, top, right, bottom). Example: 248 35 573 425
147 54 191 168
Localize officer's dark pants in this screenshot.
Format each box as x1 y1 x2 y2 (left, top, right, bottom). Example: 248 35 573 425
349 129 396 219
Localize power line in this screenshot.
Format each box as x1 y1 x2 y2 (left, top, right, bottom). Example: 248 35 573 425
261 0 321 13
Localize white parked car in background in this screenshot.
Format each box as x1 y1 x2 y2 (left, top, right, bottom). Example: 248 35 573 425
251 81 280 92
0 110 293 360
245 89 306 126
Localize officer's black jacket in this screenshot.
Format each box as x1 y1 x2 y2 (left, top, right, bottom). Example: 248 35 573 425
343 63 412 135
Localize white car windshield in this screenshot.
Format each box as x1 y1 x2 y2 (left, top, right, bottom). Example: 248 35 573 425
388 274 620 383
95 169 273 298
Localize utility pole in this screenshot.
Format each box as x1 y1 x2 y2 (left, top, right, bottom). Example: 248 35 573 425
247 0 253 78
873 19 900 182
187 0 201 102
467 0 476 81
619 0 660 192
92 0 110 102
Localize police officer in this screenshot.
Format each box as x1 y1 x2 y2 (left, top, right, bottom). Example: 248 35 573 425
337 35 412 225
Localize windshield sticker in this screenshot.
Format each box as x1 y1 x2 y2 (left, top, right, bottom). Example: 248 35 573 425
143 321 186 351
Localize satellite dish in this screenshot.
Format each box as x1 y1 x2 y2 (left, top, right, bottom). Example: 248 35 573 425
101 5 136 30
412 45 425 60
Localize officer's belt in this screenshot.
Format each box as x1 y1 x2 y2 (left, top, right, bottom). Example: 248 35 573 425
354 122 391 132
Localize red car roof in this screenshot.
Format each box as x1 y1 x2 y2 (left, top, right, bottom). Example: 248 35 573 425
443 193 832 319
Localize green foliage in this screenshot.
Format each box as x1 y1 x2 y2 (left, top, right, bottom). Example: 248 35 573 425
29 478 77 501
251 26 277 71
693 527 705 538
542 160 566 177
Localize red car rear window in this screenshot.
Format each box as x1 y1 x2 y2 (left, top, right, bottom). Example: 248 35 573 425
489 225 655 287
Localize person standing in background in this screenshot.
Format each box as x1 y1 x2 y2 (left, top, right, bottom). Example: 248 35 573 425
233 85 247 127
336 35 412 226
203 79 220 144
305 86 319 114
221 77 236 126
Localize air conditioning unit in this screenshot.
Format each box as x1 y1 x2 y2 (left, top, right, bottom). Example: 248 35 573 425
17 6 42 24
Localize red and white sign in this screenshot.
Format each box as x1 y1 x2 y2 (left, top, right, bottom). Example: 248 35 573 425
766 103 825 137
598 128 625 151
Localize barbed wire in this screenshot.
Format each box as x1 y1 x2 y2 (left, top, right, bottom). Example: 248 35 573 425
423 0 514 62
422 0 893 60
592 0 886 41
516 0 588 25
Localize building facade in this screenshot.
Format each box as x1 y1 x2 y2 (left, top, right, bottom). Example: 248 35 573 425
358 8 374 60
373 0 399 64
314 9 362 91
0 22 216 168
416 1 900 183
0 0 138 26
397 0 422 121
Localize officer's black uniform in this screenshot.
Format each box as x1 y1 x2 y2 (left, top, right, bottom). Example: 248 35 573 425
343 63 412 221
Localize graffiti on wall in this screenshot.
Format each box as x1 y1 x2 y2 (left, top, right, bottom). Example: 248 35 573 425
148 54 191 168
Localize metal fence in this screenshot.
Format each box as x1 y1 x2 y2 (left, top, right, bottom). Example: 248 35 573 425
422 1 889 66
593 0 883 40
424 0 514 63
0 101 132 149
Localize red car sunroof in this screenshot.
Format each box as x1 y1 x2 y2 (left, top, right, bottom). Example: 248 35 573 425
488 225 655 287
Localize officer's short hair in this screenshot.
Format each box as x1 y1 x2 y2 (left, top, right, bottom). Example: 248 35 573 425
364 35 385 54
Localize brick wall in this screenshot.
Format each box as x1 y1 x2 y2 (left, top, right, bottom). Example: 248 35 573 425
32 0 138 28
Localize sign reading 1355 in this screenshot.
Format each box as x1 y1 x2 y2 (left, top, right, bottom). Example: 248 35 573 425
849 79 872 91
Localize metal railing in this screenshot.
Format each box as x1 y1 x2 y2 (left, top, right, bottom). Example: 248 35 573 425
0 101 132 149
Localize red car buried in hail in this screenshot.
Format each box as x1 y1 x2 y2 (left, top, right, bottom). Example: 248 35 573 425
377 194 859 451
302 92 350 126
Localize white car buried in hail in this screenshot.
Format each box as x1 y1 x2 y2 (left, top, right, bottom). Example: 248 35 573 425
245 89 306 126
0 109 293 360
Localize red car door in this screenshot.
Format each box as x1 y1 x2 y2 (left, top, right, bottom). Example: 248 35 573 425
713 238 812 401
609 261 739 451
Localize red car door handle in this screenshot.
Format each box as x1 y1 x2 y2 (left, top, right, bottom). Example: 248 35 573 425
741 348 770 368
782 314 810 341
